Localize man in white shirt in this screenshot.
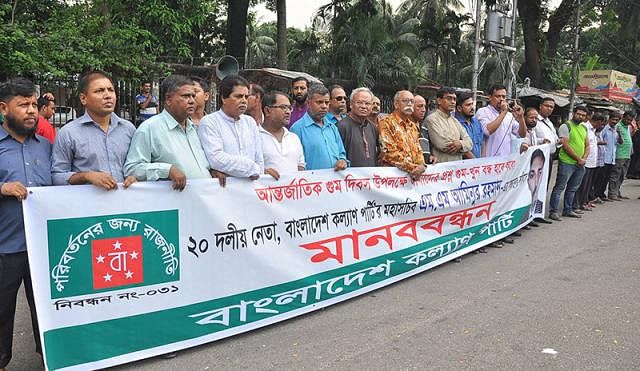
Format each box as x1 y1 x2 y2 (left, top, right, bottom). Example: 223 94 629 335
573 112 605 211
198 75 279 184
260 91 305 174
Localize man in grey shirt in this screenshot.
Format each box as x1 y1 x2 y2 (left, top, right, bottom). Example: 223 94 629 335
337 87 378 167
52 71 136 189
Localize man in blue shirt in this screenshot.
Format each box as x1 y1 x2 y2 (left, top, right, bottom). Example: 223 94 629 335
0 78 52 370
290 84 348 171
455 92 484 158
52 71 137 190
136 81 159 123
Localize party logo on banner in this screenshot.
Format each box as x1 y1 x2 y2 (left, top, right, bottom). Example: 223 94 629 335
47 210 180 299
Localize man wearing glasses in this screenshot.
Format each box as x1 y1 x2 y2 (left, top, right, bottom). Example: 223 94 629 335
326 85 347 126
337 87 378 167
378 90 426 181
424 87 473 163
260 91 306 174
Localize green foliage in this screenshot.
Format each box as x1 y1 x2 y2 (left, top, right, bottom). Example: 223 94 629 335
1 0 226 80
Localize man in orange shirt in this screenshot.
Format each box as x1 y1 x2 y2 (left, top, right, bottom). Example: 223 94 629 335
35 94 56 143
377 90 426 181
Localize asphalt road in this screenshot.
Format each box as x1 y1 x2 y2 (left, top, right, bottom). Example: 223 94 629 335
9 179 640 371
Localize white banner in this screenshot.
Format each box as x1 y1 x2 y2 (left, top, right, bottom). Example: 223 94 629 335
23 145 550 370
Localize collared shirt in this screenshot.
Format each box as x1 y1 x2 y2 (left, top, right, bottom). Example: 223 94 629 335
124 109 211 180
455 113 483 158
534 114 559 154
596 129 605 167
583 121 598 168
377 112 425 172
136 94 159 121
36 115 56 143
616 122 632 159
198 111 264 178
601 125 618 165
288 102 308 129
52 112 135 185
326 111 346 126
476 104 521 157
424 110 472 163
290 112 347 170
525 128 538 146
337 115 379 167
0 126 52 254
259 126 305 174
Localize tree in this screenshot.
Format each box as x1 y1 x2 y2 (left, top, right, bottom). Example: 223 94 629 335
245 20 276 68
226 0 251 68
314 0 424 90
275 0 288 69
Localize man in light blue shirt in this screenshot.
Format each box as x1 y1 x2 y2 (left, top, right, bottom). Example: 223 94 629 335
198 75 277 182
290 84 348 171
125 75 212 191
52 71 136 190
598 112 621 201
0 78 52 369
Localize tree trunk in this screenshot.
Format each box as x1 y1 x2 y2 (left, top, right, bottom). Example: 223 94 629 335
226 0 250 69
276 0 288 69
516 0 577 88
517 0 543 87
546 0 577 58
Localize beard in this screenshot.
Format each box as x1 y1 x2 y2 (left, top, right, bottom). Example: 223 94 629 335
294 94 307 105
5 113 36 137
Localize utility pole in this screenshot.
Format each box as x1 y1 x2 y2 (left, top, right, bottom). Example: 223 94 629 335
472 0 481 107
506 0 518 98
568 0 582 114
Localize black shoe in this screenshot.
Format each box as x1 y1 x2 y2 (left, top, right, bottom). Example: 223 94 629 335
535 218 553 224
512 230 522 237
478 246 488 253
522 225 531 230
503 236 515 244
529 221 540 227
562 211 582 218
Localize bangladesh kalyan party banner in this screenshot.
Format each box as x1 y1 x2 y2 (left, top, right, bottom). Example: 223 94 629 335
23 145 550 370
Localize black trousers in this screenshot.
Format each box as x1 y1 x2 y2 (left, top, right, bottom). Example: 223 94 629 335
593 164 613 199
0 252 41 368
574 167 595 208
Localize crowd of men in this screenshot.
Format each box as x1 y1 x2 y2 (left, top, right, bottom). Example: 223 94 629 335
1 72 639 370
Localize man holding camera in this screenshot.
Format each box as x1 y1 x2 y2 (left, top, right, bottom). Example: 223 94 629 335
476 84 526 158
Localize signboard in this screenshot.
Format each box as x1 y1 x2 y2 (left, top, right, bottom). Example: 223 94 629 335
577 69 638 103
23 146 550 370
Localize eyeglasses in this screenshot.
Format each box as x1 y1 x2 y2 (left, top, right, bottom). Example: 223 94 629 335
269 104 292 112
333 96 347 101
399 98 415 105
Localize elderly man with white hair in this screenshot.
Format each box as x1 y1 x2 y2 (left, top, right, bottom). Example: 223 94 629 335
337 87 379 167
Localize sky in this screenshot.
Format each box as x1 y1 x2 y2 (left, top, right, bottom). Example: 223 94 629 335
255 1 562 29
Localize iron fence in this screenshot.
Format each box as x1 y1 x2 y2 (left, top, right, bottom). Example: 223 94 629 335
35 77 144 128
